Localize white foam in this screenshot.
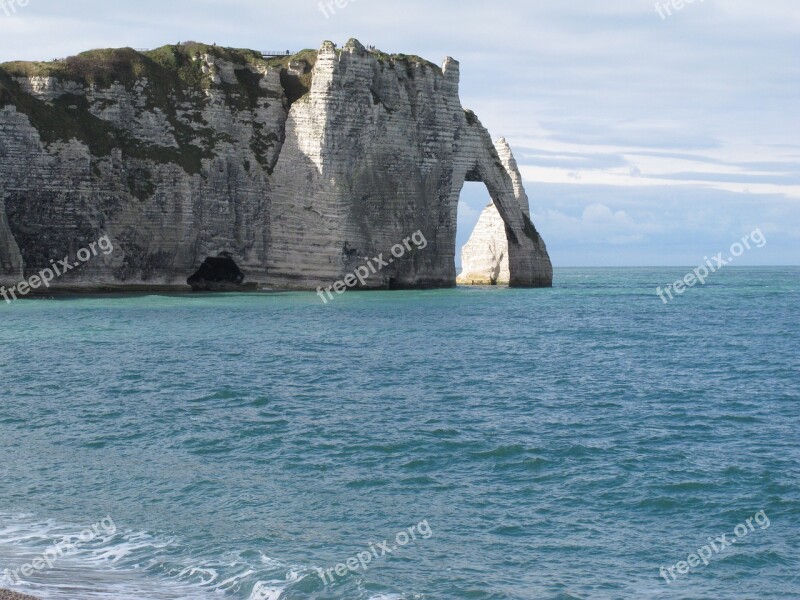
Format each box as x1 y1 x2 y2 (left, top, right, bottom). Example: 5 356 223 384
0 512 401 599
0 512 301 599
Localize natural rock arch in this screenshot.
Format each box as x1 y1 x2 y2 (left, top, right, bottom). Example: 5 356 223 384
453 137 551 287
267 41 552 290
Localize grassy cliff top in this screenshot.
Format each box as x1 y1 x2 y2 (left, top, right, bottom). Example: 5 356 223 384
0 42 443 172
0 44 311 88
364 50 439 72
0 43 312 175
0 42 440 87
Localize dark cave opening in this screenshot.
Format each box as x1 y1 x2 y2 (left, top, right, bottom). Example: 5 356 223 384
187 254 245 291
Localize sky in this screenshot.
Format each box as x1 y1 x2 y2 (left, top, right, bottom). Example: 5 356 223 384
1 0 798 266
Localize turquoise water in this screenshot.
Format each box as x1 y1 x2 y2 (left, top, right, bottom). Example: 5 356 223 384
0 267 798 599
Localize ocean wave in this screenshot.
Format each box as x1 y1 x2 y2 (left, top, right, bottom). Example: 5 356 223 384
0 513 315 600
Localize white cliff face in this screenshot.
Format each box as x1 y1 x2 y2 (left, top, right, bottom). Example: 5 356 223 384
267 39 551 289
495 137 530 219
0 40 551 291
0 45 288 288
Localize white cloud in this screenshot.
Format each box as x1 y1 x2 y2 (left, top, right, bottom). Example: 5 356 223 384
581 204 633 225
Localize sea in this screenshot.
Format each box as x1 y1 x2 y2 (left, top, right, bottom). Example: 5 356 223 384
0 267 798 599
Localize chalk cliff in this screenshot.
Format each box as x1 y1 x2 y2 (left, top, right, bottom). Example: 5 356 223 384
0 39 552 291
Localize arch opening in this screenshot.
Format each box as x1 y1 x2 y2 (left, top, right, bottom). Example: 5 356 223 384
455 181 512 286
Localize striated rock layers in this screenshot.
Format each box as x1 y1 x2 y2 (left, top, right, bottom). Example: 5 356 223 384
0 39 552 291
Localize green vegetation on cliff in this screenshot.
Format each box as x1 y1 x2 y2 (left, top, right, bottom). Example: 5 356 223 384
366 50 439 73
0 44 305 174
265 49 317 105
1 44 273 87
0 42 444 175
0 43 317 103
0 51 213 174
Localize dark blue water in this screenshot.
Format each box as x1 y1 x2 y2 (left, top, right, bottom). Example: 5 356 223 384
0 268 798 599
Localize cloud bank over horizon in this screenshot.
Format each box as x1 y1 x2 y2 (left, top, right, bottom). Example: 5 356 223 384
1 0 797 266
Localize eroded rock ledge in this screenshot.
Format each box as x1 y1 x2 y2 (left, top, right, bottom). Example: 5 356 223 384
0 39 552 292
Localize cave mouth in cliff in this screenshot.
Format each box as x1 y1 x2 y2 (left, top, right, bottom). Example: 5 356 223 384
187 253 245 291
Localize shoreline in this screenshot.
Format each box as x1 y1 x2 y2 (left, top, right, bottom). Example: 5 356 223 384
0 281 528 302
0 591 39 600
